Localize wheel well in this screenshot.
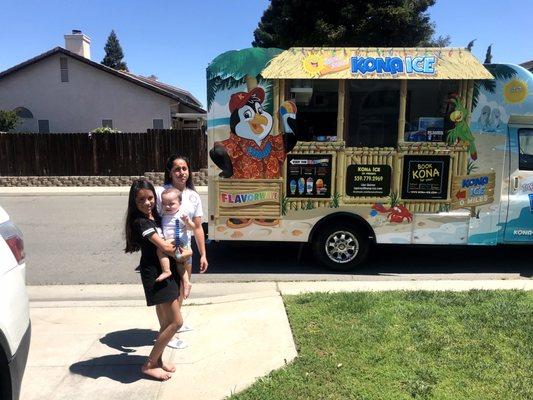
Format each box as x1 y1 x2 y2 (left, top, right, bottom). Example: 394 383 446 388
309 212 376 244
0 344 12 400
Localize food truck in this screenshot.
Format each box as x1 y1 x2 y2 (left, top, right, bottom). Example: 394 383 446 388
206 47 533 270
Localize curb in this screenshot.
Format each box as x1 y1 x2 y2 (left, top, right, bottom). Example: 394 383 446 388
278 279 533 294
27 279 533 306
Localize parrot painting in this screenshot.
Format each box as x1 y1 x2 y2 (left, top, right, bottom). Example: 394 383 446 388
446 98 478 160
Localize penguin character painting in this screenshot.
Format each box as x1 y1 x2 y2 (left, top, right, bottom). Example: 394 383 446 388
209 87 298 179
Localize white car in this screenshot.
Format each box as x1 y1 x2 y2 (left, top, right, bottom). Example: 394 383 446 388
0 206 30 400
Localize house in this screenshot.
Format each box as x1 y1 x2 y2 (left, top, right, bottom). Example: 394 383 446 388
0 30 206 133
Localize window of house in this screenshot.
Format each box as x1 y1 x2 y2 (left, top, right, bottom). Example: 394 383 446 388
60 57 69 83
13 107 33 119
346 80 400 147
102 119 113 128
518 128 533 171
404 80 459 142
287 79 338 141
38 120 50 133
153 119 164 129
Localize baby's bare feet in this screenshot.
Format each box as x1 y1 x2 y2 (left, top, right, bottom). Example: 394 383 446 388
155 270 172 282
142 359 172 381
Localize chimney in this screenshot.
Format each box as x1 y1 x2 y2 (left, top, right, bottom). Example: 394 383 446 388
64 30 91 59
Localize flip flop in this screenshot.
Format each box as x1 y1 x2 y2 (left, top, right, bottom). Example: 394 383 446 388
167 338 188 349
177 324 193 333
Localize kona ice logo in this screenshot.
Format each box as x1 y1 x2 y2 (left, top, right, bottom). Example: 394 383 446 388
351 56 436 75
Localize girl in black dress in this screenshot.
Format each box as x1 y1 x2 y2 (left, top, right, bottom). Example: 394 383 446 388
124 179 183 381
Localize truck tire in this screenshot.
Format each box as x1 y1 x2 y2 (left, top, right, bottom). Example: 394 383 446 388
312 223 370 271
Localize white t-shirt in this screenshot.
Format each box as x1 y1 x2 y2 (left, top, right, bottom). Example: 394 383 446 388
156 184 203 242
161 212 190 248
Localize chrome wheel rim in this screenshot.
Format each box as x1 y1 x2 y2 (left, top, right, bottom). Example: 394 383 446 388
325 231 358 264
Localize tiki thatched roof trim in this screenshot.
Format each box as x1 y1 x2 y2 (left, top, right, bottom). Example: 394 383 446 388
261 48 493 80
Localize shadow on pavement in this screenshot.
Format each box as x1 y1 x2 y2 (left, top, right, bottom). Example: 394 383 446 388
70 329 160 383
192 239 533 278
99 328 157 353
70 354 147 384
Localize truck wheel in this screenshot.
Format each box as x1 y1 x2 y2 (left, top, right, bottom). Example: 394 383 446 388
313 223 370 271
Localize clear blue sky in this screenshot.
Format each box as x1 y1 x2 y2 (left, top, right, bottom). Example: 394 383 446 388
1 0 531 108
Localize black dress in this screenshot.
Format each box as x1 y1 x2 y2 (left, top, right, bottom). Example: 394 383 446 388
132 215 180 306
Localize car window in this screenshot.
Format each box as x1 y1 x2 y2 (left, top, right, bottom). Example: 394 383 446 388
518 128 533 171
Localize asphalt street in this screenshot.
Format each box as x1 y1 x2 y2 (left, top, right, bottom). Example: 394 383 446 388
1 194 531 285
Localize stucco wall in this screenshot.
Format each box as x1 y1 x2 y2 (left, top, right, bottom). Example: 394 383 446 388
0 53 174 132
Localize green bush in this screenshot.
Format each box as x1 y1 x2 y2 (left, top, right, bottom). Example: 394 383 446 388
0 110 20 132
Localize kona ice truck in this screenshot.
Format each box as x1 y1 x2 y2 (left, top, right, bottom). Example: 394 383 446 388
206 47 533 270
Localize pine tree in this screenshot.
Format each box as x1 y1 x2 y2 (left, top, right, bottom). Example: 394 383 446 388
252 0 449 49
101 30 128 71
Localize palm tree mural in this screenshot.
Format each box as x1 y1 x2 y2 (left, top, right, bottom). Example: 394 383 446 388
207 47 282 113
472 64 517 109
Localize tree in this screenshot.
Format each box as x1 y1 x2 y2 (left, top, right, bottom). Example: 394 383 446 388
484 44 493 64
101 30 128 71
252 0 449 49
0 110 19 132
206 47 282 110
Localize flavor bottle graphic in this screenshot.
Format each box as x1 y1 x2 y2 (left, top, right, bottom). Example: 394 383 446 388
289 179 297 195
298 178 305 194
306 177 314 194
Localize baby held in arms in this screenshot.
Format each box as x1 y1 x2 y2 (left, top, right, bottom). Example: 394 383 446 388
156 188 194 298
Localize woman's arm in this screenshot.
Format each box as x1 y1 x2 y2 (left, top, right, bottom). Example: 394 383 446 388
149 234 176 257
192 216 208 273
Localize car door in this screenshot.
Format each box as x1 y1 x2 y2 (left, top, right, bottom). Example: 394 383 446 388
503 116 533 242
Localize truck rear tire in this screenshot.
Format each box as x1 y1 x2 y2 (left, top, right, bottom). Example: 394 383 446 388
312 223 370 271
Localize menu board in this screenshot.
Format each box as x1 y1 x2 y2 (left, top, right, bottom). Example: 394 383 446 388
401 155 450 200
286 154 332 198
346 164 391 197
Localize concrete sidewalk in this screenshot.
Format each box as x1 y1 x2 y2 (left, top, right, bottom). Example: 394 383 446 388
22 282 295 400
21 280 532 400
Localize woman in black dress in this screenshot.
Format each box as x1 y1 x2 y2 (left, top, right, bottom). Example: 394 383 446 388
124 179 182 381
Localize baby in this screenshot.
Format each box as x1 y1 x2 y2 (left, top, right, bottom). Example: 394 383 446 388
156 187 193 299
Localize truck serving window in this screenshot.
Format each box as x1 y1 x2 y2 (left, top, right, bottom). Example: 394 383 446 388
288 80 338 142
346 80 400 147
405 80 459 143
519 128 533 171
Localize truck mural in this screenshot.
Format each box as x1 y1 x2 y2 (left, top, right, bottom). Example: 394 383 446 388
207 47 533 270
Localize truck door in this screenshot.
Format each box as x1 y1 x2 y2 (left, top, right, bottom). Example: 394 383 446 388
503 116 533 242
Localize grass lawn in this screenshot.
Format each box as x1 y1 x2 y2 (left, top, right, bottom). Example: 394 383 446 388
230 290 532 400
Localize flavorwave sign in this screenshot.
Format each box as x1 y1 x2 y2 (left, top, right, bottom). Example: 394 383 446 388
219 190 279 207
350 56 436 75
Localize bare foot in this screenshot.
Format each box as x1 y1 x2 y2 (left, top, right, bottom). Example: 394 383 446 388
183 281 192 299
141 359 171 381
155 270 172 282
158 357 176 373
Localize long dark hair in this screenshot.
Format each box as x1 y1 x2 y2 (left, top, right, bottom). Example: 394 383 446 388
124 179 160 253
163 154 196 190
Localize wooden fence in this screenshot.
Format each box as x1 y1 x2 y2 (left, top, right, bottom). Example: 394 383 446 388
0 129 207 176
